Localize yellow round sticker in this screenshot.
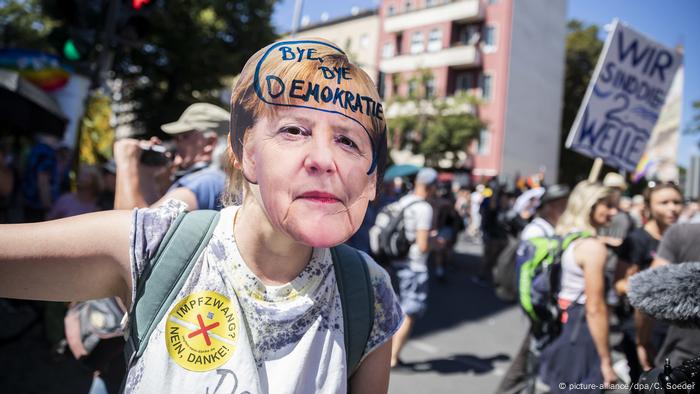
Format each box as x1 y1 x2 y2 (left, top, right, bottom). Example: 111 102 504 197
165 290 239 372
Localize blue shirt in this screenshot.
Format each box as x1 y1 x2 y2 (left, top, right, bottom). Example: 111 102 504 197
168 166 225 210
22 142 60 209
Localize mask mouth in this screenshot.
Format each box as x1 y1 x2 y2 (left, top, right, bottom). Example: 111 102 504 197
297 190 342 204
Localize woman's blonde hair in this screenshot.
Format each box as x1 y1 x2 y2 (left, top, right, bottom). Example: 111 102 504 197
222 38 388 206
556 181 613 235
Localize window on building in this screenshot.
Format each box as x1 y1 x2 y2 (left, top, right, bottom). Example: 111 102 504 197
484 25 497 50
426 0 438 7
455 73 473 93
387 5 395 16
487 0 497 4
392 74 401 95
405 0 413 12
425 77 435 98
378 72 386 98
395 32 403 54
382 42 394 58
480 73 492 100
410 31 424 54
459 25 481 45
478 129 491 155
408 79 418 97
427 28 442 52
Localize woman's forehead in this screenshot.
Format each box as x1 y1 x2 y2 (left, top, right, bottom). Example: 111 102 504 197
253 41 383 132
270 107 362 128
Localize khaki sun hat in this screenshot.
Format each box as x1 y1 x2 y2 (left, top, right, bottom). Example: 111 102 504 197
161 103 230 135
603 172 628 191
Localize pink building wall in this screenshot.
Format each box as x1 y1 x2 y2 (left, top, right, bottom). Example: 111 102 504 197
378 0 514 177
471 0 513 176
377 0 566 181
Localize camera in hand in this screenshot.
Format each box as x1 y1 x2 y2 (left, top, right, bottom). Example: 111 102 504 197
140 145 170 167
639 356 700 393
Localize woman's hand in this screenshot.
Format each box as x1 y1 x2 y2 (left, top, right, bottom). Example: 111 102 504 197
600 359 618 388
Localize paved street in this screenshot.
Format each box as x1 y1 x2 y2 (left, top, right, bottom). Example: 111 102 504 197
388 234 633 394
388 235 528 394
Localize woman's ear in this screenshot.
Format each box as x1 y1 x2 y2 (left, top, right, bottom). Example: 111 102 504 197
365 172 377 202
241 141 258 184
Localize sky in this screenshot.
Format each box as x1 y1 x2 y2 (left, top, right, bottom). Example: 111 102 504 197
272 0 700 167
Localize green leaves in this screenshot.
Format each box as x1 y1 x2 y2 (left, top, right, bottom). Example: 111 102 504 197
386 73 483 167
558 20 606 184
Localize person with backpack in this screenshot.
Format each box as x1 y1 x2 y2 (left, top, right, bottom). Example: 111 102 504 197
538 181 619 392
387 167 437 368
0 39 403 394
495 184 570 394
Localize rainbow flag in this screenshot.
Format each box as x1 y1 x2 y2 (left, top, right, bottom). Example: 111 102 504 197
0 49 71 91
632 153 653 183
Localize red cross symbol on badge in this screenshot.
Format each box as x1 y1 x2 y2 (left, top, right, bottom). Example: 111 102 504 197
187 314 220 346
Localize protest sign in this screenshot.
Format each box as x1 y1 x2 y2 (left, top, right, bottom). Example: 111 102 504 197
565 20 682 172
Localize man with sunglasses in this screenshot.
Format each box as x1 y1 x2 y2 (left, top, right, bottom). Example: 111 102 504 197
114 103 229 211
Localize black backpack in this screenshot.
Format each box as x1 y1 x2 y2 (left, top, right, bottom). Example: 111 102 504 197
369 199 421 261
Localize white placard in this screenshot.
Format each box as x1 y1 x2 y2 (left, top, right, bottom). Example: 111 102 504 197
565 20 682 171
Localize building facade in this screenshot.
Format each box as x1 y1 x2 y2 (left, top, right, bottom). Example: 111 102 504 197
291 10 380 83
378 0 567 182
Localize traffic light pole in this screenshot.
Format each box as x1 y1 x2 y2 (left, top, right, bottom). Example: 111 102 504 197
92 0 120 90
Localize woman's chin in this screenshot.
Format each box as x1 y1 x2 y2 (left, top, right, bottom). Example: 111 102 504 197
289 219 355 248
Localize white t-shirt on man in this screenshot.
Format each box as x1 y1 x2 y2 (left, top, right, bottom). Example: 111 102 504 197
393 193 433 272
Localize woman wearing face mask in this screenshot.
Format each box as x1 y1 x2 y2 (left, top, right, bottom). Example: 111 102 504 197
614 182 683 384
0 39 402 394
538 181 619 392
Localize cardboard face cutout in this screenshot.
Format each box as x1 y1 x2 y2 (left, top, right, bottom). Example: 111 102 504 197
248 39 384 175
228 39 387 247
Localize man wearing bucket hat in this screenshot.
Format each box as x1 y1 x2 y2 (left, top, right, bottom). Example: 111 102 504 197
114 102 229 210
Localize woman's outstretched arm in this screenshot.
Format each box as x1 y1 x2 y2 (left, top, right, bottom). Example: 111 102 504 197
0 210 133 306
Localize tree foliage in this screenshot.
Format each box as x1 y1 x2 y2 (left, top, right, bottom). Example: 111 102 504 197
112 0 278 133
0 0 57 51
387 70 483 167
78 92 114 164
6 0 278 135
557 20 605 185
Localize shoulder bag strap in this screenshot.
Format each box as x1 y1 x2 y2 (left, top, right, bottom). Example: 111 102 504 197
125 209 220 365
330 244 375 379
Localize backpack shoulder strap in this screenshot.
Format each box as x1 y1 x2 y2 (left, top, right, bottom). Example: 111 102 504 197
400 198 423 213
330 244 375 378
125 209 220 365
561 231 593 251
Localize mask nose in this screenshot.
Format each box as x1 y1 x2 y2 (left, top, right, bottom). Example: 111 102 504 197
303 141 336 175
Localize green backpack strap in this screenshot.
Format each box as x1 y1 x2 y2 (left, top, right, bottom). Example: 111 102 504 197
330 244 375 378
125 209 220 366
561 231 592 250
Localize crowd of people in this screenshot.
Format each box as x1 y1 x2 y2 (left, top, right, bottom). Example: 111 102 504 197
0 37 699 394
